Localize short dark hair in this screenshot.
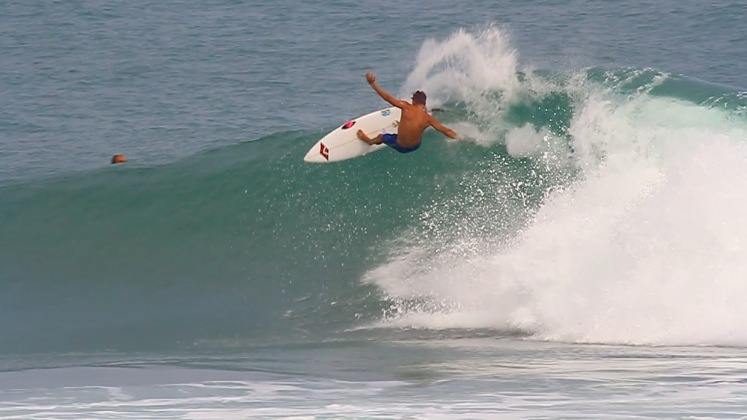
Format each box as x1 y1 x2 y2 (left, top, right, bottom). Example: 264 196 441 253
412 90 427 105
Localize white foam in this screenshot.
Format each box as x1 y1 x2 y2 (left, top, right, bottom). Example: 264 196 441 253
368 27 747 347
505 124 549 158
401 24 524 146
403 25 519 106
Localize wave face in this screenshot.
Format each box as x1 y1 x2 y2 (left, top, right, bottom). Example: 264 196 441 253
2 27 747 354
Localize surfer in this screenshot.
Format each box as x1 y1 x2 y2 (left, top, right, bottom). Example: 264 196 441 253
357 72 460 153
111 154 127 164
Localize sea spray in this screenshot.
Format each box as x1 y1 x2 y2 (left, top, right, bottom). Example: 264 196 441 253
368 27 747 347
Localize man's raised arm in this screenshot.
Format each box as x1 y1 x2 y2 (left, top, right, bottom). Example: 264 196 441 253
366 72 408 108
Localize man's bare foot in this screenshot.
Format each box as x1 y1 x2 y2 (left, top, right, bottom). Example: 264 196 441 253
357 129 371 143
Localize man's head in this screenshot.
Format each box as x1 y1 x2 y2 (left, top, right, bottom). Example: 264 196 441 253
111 154 127 164
412 90 427 106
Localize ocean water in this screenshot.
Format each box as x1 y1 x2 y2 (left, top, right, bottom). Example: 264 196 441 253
2 0 747 418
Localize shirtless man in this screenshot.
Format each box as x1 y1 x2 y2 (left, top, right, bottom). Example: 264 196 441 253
357 72 460 153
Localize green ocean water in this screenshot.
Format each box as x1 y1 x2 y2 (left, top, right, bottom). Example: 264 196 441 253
3 66 743 354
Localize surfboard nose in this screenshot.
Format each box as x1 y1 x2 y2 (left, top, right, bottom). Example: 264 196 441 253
303 146 327 163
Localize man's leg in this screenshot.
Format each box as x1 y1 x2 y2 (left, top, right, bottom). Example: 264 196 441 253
357 130 383 145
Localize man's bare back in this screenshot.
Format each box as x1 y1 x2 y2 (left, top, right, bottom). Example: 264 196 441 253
357 72 459 153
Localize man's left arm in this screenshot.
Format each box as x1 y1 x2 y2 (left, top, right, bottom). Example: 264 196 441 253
430 118 460 140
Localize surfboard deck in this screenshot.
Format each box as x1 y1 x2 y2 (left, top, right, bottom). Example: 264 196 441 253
304 107 401 163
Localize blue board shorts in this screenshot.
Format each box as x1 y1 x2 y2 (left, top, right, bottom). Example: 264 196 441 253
381 134 420 154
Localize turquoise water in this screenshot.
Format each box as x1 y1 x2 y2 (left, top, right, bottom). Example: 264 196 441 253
2 1 747 418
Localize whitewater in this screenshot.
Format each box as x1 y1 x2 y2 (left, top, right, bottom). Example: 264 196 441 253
362 27 747 350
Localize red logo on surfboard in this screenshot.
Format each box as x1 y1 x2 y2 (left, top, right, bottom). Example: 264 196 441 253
320 143 329 160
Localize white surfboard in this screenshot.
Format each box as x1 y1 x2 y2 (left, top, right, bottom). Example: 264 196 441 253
304 107 401 163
